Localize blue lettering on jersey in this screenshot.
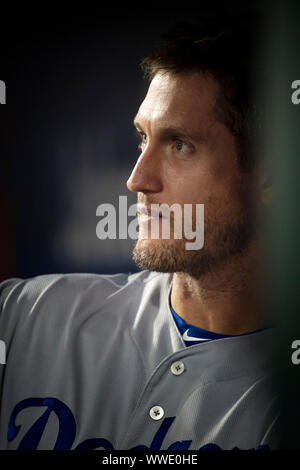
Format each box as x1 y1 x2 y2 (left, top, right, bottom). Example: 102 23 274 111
7 397 271 451
75 438 114 450
8 397 76 449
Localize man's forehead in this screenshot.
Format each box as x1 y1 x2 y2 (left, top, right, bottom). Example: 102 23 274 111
134 71 218 130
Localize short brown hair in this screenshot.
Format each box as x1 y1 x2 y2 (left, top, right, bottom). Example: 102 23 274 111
141 17 264 172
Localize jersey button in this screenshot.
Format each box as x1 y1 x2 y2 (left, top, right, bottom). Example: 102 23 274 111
170 360 185 376
149 406 165 421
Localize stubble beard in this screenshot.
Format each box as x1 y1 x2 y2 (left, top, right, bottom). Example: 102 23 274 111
132 204 256 280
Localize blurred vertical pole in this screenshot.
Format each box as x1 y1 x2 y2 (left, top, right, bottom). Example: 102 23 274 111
260 0 300 449
0 108 13 282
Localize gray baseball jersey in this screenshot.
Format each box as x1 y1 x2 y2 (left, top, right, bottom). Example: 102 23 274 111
0 270 280 450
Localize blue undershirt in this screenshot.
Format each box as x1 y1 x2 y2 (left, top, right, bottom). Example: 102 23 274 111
170 305 266 347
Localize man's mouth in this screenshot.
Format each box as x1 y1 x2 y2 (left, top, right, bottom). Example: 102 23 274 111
137 204 163 221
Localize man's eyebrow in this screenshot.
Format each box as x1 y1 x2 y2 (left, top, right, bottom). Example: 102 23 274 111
133 119 207 143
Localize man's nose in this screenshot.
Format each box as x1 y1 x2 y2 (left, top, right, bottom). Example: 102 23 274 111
126 146 163 194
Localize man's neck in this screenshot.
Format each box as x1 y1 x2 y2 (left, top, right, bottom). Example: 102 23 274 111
170 243 265 336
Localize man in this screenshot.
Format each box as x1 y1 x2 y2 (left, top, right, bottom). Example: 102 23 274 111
0 19 279 450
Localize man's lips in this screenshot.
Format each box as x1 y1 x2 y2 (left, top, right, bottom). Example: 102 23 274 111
137 204 163 219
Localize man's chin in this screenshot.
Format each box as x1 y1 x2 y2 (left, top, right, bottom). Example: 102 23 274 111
132 237 210 276
132 235 248 279
132 238 184 273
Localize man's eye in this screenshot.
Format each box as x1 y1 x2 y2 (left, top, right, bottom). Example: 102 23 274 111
174 139 188 152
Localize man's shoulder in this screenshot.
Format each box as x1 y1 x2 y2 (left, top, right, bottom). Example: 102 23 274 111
0 270 169 314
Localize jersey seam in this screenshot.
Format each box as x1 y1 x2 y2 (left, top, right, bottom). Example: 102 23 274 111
117 283 149 449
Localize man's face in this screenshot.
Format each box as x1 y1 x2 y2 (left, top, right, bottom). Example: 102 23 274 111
127 71 258 278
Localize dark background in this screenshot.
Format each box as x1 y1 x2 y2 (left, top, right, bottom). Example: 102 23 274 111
0 2 266 280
